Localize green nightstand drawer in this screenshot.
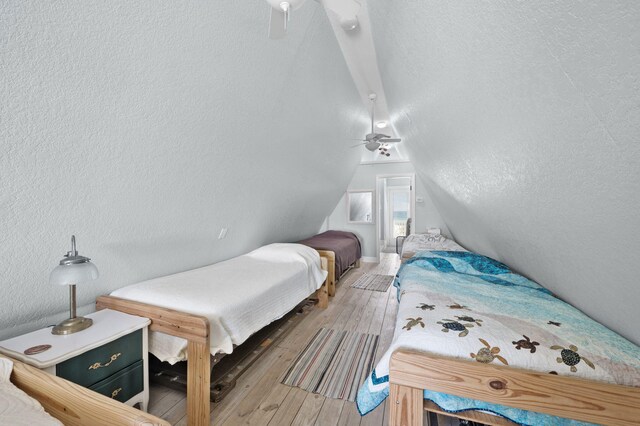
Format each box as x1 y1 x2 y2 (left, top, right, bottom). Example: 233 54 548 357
89 359 144 403
56 329 142 387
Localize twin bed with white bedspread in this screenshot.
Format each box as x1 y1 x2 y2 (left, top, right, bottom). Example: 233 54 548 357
111 243 327 362
98 242 329 425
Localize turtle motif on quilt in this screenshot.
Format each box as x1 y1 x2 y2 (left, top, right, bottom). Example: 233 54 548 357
550 344 595 372
403 317 425 331
417 303 435 311
437 318 474 337
447 303 467 310
455 315 483 327
512 335 540 353
470 338 508 365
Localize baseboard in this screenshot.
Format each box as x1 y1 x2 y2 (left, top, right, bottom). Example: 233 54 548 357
360 256 378 263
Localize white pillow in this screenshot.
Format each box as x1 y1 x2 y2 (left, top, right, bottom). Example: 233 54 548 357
417 233 446 243
0 358 11 382
0 358 63 426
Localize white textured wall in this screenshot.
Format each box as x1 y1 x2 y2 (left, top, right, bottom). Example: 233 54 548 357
328 162 448 258
0 1 364 338
369 0 640 343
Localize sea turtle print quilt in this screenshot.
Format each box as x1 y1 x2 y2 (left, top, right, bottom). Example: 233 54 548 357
356 251 640 425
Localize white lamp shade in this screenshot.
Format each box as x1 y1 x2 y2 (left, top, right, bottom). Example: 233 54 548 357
50 261 99 286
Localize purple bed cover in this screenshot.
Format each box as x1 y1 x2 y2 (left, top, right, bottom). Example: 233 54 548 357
297 230 362 280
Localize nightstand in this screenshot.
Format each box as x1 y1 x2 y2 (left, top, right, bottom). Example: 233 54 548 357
0 309 151 411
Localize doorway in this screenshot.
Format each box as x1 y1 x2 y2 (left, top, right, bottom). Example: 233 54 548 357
375 174 415 259
386 186 411 247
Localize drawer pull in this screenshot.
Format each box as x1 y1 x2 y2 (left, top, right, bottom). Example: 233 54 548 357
88 353 122 370
111 387 123 399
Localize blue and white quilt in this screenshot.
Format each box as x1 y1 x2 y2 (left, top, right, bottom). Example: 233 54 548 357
356 251 640 426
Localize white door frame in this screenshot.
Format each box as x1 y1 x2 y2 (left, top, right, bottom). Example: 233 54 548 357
386 185 411 247
375 173 415 262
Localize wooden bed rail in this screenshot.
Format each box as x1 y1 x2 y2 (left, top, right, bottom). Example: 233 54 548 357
96 296 209 344
316 256 329 308
4 354 169 426
96 296 211 426
389 349 640 426
316 250 336 296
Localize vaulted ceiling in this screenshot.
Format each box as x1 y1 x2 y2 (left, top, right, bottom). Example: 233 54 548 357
367 0 640 344
1 1 639 345
0 1 364 335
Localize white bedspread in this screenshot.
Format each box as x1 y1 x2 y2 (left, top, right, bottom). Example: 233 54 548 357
0 358 62 426
111 243 327 363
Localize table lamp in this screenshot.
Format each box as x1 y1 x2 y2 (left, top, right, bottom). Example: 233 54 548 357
49 235 99 335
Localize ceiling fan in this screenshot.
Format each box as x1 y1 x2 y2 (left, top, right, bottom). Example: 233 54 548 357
352 93 402 156
267 0 306 39
266 0 362 39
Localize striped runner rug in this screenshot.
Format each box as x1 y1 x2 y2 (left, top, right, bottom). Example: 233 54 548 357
350 274 394 292
281 328 379 401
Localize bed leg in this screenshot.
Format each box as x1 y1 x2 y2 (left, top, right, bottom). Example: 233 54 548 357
316 281 329 309
328 276 336 297
187 340 211 426
355 259 361 268
389 383 423 426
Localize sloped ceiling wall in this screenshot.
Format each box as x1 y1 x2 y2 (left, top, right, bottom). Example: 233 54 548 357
368 1 640 343
0 1 363 337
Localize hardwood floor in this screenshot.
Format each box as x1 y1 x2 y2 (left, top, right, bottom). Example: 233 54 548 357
147 253 401 425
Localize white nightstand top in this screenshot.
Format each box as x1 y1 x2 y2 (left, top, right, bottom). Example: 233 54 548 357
0 309 150 368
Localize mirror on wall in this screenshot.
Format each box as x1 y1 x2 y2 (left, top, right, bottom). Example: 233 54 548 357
347 190 374 224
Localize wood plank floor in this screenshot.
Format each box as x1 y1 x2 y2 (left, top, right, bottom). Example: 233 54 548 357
146 254 399 425
147 253 460 425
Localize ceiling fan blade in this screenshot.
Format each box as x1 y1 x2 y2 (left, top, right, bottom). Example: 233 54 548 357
379 138 401 143
351 143 366 148
268 8 287 39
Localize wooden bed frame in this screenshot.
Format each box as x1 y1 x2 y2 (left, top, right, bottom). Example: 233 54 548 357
315 249 360 297
2 354 169 426
388 349 640 426
96 255 330 426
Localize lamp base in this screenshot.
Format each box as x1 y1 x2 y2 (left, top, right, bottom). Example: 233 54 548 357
51 316 93 335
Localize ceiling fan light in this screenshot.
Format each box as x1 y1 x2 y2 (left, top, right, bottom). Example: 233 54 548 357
340 16 359 31
375 121 387 129
365 141 380 151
